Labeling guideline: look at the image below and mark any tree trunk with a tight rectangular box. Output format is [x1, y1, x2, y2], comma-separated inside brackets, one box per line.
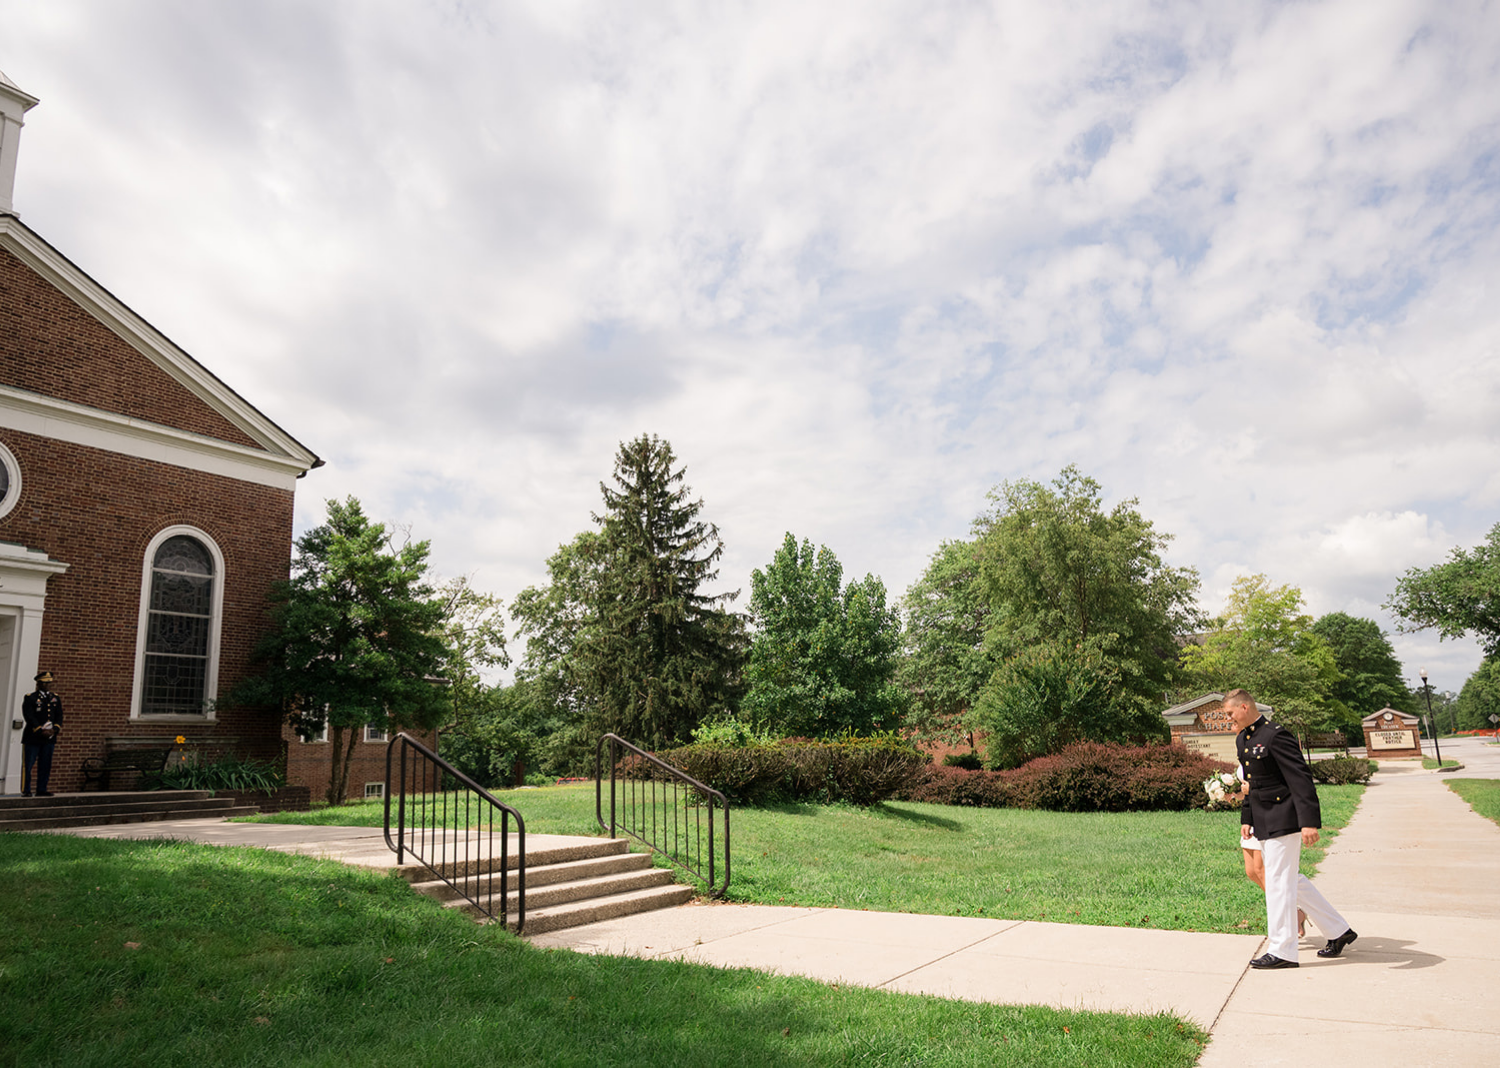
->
[327, 724, 360, 804]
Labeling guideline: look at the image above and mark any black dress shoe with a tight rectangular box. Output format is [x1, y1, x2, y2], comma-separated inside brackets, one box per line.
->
[37, 791, 54, 797]
[1250, 953, 1299, 969]
[1317, 929, 1358, 958]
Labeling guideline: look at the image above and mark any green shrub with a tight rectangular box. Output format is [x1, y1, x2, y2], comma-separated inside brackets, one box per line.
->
[689, 716, 779, 747]
[941, 751, 984, 770]
[1310, 755, 1376, 785]
[140, 752, 285, 793]
[630, 735, 928, 806]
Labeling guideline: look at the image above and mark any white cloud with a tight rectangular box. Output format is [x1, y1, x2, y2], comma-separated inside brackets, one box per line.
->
[2, 0, 1497, 684]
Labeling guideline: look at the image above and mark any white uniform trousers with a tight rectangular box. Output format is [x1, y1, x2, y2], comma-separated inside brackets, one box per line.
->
[1260, 832, 1351, 962]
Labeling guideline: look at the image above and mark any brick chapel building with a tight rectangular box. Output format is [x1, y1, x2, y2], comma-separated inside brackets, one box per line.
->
[0, 72, 322, 795]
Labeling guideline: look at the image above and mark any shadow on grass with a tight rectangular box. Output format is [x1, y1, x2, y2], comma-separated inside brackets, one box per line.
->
[869, 801, 965, 831]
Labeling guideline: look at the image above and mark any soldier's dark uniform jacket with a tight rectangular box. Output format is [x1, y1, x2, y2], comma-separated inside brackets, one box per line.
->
[21, 688, 63, 745]
[1237, 715, 1320, 840]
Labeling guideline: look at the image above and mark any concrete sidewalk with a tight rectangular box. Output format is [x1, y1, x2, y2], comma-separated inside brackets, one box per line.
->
[1199, 751, 1500, 1066]
[48, 741, 1500, 1064]
[530, 746, 1500, 1065]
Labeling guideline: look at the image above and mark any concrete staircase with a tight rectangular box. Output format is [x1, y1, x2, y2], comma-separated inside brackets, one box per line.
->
[0, 790, 261, 831]
[399, 836, 695, 935]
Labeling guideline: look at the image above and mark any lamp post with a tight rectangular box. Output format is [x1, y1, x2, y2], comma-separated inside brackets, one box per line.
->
[1420, 668, 1442, 766]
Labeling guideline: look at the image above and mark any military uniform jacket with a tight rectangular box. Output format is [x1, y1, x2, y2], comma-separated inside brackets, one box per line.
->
[1237, 715, 1320, 840]
[21, 690, 63, 746]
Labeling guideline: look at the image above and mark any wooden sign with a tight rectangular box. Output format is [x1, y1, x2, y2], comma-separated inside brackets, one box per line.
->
[1183, 734, 1238, 764]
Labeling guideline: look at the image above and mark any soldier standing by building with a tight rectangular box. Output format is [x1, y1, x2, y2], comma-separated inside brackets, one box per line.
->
[21, 670, 62, 796]
[1224, 687, 1359, 968]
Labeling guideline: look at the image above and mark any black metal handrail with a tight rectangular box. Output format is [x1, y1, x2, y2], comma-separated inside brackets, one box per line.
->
[595, 733, 730, 898]
[384, 732, 526, 932]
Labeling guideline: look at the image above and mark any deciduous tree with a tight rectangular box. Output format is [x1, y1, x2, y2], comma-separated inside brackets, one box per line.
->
[1456, 658, 1500, 732]
[899, 538, 998, 748]
[975, 466, 1201, 717]
[1386, 523, 1500, 657]
[743, 533, 906, 737]
[436, 575, 509, 733]
[239, 497, 451, 803]
[1311, 611, 1414, 733]
[1179, 575, 1339, 748]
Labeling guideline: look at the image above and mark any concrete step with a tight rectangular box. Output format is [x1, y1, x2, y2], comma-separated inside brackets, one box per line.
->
[396, 833, 698, 935]
[408, 852, 654, 900]
[0, 797, 239, 820]
[0, 800, 260, 832]
[391, 835, 630, 882]
[513, 882, 696, 935]
[0, 790, 214, 810]
[415, 860, 676, 912]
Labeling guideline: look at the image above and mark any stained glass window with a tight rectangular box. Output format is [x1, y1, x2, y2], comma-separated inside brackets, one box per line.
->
[141, 535, 214, 716]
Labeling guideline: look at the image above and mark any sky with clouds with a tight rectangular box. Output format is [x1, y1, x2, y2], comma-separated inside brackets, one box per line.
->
[3, 0, 1496, 691]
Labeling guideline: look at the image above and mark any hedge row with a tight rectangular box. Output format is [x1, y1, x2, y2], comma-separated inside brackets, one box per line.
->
[894, 742, 1235, 813]
[623, 736, 928, 806]
[623, 738, 1355, 813]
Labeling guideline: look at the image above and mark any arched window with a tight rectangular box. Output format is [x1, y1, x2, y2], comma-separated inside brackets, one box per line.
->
[132, 527, 224, 719]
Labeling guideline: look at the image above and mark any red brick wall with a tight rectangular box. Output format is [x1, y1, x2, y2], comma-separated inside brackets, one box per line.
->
[0, 428, 295, 792]
[0, 246, 262, 449]
[286, 724, 441, 804]
[1, 237, 308, 794]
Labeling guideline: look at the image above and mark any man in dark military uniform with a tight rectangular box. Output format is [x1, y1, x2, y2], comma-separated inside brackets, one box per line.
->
[1226, 688, 1357, 968]
[21, 670, 63, 797]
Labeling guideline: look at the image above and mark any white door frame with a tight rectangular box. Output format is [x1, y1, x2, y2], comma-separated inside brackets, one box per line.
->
[0, 543, 68, 794]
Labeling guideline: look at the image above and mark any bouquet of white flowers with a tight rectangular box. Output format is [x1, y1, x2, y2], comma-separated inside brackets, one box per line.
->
[1202, 770, 1240, 809]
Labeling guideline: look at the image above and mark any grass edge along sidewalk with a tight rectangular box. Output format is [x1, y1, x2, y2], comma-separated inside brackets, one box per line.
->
[0, 833, 1206, 1068]
[1446, 778, 1500, 827]
[245, 782, 1365, 935]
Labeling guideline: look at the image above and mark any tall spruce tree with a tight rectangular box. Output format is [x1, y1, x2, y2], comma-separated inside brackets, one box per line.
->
[584, 434, 744, 747]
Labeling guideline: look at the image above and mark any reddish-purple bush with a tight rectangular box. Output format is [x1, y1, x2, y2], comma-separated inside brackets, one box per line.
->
[897, 742, 1232, 812]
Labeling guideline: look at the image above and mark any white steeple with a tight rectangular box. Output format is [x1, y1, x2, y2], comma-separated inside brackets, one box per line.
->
[0, 69, 40, 217]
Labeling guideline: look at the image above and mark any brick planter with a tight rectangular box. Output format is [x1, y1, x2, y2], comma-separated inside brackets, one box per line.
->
[214, 785, 312, 813]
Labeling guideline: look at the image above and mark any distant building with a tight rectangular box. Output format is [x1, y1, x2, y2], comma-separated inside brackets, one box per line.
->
[0, 72, 321, 794]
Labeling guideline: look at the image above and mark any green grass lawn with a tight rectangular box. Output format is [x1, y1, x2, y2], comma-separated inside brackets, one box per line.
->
[245, 782, 1364, 935]
[0, 833, 1206, 1067]
[1422, 757, 1462, 769]
[1446, 779, 1500, 827]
